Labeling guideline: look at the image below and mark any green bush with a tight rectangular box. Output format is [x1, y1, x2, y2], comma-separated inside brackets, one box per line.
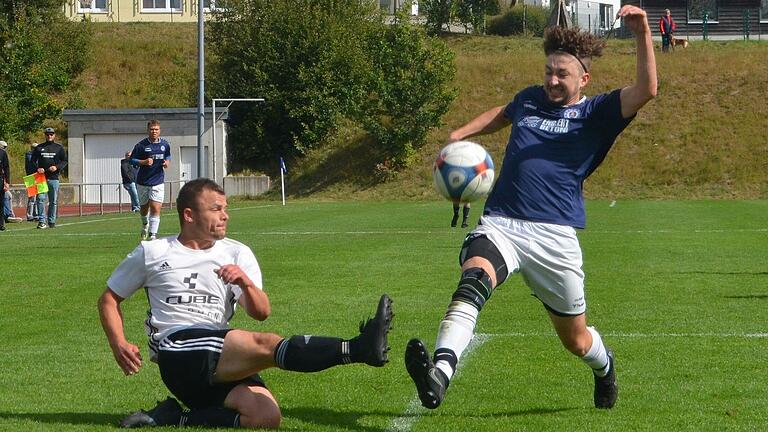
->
[0, 2, 92, 141]
[359, 19, 456, 170]
[209, 0, 455, 176]
[421, 0, 453, 35]
[487, 5, 549, 37]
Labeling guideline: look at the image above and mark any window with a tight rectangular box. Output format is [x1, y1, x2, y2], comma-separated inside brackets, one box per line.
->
[761, 0, 768, 23]
[687, 0, 718, 23]
[599, 4, 615, 30]
[142, 0, 181, 12]
[78, 0, 107, 12]
[204, 0, 229, 11]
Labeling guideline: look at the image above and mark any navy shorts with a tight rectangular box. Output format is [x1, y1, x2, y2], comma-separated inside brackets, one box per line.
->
[157, 328, 267, 409]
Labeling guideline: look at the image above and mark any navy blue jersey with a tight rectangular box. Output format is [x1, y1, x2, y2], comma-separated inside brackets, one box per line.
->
[484, 86, 633, 229]
[132, 138, 171, 186]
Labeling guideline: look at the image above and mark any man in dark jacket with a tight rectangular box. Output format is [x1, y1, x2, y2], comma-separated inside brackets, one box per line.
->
[0, 141, 7, 231]
[25, 142, 39, 221]
[31, 127, 68, 229]
[120, 151, 140, 212]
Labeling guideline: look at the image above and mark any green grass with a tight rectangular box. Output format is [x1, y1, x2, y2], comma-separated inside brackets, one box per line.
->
[1, 199, 767, 431]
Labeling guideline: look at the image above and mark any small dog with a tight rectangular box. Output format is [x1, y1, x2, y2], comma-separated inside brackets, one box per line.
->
[671, 38, 689, 48]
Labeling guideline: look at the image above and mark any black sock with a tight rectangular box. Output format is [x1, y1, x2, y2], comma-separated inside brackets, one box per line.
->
[274, 335, 350, 372]
[181, 407, 240, 427]
[452, 204, 460, 217]
[462, 206, 470, 220]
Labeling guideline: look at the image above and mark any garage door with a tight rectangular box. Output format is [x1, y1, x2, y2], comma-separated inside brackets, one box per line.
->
[84, 134, 146, 204]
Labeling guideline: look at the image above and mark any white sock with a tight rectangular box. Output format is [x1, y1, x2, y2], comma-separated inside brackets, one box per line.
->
[434, 301, 479, 380]
[141, 214, 149, 226]
[148, 216, 160, 236]
[582, 326, 610, 377]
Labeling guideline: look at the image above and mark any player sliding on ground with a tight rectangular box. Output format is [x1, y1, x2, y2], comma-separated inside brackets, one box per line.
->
[405, 5, 657, 410]
[98, 178, 393, 429]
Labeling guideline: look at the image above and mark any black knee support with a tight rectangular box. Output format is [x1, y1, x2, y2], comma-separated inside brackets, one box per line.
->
[452, 267, 493, 311]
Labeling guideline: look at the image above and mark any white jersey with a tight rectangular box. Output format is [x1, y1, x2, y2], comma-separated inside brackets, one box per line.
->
[107, 236, 263, 360]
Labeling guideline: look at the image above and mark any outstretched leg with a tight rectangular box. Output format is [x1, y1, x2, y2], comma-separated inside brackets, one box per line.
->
[215, 294, 393, 381]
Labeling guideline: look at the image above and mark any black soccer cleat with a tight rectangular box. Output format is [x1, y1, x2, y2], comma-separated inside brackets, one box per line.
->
[357, 294, 393, 367]
[594, 349, 618, 409]
[451, 215, 459, 227]
[405, 338, 448, 409]
[119, 397, 182, 428]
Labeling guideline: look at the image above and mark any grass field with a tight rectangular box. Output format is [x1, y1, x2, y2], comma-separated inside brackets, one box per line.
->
[1, 199, 766, 431]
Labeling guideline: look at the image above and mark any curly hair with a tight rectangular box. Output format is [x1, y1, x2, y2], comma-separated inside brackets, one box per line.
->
[543, 26, 606, 72]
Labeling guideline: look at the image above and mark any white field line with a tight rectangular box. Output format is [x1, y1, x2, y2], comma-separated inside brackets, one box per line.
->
[386, 333, 492, 432]
[2, 204, 275, 233]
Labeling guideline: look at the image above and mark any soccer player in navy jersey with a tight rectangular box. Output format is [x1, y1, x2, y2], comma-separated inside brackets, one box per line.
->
[131, 120, 171, 240]
[406, 5, 657, 410]
[99, 178, 393, 428]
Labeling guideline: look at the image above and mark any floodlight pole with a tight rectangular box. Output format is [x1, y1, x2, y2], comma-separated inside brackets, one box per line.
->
[196, 0, 205, 179]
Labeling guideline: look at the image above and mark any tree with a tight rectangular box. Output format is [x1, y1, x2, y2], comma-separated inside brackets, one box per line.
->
[360, 18, 455, 171]
[0, 0, 91, 141]
[208, 0, 456, 176]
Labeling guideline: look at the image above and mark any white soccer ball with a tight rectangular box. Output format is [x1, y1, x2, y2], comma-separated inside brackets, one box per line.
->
[433, 141, 495, 203]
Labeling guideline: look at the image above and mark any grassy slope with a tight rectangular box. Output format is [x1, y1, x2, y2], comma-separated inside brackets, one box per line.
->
[69, 24, 768, 199]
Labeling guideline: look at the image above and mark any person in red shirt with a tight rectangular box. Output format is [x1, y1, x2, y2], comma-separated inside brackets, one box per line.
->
[659, 9, 677, 52]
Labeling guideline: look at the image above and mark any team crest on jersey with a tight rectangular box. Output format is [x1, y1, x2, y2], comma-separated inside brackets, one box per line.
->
[563, 108, 580, 119]
[160, 145, 165, 151]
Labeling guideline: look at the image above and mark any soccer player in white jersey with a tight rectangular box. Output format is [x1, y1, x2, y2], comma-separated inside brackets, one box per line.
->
[131, 119, 171, 240]
[405, 5, 657, 411]
[98, 178, 393, 428]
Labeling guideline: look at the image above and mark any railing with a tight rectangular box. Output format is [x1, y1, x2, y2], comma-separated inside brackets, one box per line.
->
[7, 181, 186, 218]
[6, 175, 271, 219]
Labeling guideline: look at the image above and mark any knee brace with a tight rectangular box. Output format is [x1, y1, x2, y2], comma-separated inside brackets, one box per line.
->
[452, 267, 493, 311]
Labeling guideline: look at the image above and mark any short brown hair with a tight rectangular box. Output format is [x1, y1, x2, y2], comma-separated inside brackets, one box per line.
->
[176, 178, 226, 224]
[543, 26, 606, 73]
[147, 119, 161, 129]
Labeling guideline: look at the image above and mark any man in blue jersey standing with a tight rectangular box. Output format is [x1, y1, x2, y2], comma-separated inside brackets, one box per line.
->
[131, 120, 171, 240]
[405, 5, 657, 411]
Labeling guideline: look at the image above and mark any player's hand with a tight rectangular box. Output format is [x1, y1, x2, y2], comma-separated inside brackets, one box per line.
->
[49, 165, 57, 172]
[215, 264, 252, 288]
[112, 341, 143, 376]
[163, 160, 169, 169]
[144, 158, 154, 166]
[618, 5, 649, 35]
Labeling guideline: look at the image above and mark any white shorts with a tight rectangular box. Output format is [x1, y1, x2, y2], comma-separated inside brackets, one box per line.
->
[137, 183, 165, 205]
[473, 215, 586, 315]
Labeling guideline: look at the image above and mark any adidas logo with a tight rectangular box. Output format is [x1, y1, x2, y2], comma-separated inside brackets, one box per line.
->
[158, 261, 172, 271]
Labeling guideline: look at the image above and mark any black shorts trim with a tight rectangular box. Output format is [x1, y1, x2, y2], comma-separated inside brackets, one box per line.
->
[538, 296, 585, 317]
[157, 328, 267, 409]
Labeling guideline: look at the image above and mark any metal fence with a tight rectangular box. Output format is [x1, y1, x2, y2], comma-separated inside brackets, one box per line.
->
[6, 175, 271, 219]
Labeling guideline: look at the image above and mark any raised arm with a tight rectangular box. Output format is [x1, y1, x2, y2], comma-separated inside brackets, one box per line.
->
[449, 105, 511, 142]
[618, 5, 658, 118]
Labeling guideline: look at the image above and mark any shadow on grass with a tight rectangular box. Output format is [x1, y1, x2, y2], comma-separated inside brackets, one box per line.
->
[675, 271, 768, 276]
[281, 405, 578, 431]
[0, 411, 122, 426]
[287, 135, 387, 197]
[723, 294, 768, 300]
